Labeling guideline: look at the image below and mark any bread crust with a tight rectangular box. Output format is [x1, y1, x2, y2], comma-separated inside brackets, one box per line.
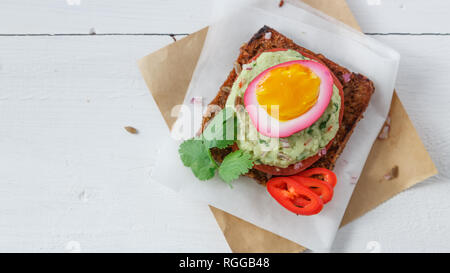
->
[202, 26, 375, 184]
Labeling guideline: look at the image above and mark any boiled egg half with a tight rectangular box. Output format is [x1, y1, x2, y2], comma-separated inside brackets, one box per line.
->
[244, 60, 334, 138]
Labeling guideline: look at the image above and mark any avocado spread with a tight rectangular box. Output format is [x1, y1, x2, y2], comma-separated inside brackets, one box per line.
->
[225, 50, 341, 168]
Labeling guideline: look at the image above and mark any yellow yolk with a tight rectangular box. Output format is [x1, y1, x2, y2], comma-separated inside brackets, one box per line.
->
[256, 63, 321, 121]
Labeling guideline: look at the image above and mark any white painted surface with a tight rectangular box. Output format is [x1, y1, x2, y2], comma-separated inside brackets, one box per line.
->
[1, 0, 449, 34]
[0, 0, 449, 253]
[0, 35, 230, 252]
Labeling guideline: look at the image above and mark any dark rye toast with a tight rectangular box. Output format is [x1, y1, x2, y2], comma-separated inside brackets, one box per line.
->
[201, 26, 375, 184]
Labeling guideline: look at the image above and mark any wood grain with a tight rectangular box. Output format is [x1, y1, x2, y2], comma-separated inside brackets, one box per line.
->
[0, 0, 449, 34]
[0, 35, 230, 252]
[0, 0, 449, 252]
[0, 34, 449, 252]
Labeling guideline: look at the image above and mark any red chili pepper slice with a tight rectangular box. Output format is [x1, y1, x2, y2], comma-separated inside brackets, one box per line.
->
[266, 177, 323, 216]
[291, 176, 334, 204]
[298, 167, 337, 188]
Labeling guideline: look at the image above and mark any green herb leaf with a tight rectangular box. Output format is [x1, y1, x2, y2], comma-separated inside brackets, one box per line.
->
[218, 150, 254, 185]
[333, 102, 339, 112]
[319, 114, 331, 130]
[202, 107, 237, 149]
[258, 139, 267, 144]
[178, 107, 253, 184]
[179, 139, 217, 180]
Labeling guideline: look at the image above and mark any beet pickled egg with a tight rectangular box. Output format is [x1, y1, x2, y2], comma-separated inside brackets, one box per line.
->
[244, 60, 334, 138]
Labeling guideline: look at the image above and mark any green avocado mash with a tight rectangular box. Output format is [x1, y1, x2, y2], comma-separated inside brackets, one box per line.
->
[225, 50, 341, 168]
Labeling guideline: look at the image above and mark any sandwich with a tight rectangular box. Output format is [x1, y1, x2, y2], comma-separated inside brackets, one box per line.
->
[178, 26, 374, 215]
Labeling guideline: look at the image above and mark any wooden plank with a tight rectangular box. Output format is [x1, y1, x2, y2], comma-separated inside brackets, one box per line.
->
[0, 34, 449, 252]
[0, 0, 449, 34]
[0, 35, 230, 252]
[348, 0, 450, 34]
[0, 0, 212, 34]
[333, 175, 446, 252]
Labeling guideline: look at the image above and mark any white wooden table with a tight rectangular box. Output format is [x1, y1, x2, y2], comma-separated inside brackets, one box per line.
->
[0, 0, 449, 253]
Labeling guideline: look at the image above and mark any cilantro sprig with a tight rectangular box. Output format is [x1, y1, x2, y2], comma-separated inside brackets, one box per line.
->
[218, 150, 254, 183]
[178, 107, 253, 186]
[179, 139, 217, 180]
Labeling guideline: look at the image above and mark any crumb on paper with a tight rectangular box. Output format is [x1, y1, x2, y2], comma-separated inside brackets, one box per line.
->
[350, 175, 359, 185]
[279, 0, 285, 7]
[190, 96, 203, 105]
[170, 34, 177, 42]
[89, 27, 96, 35]
[124, 126, 138, 134]
[383, 165, 399, 180]
[378, 125, 390, 139]
[378, 115, 391, 140]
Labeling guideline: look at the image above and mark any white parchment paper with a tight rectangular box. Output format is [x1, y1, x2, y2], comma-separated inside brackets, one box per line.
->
[151, 0, 400, 251]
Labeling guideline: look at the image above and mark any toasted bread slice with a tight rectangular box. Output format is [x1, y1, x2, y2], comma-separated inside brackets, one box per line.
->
[202, 26, 375, 184]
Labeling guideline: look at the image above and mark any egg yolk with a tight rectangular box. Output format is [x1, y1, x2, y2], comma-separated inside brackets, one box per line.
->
[256, 64, 321, 121]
